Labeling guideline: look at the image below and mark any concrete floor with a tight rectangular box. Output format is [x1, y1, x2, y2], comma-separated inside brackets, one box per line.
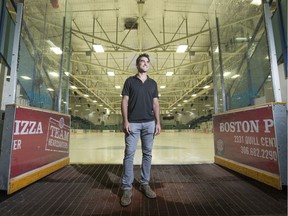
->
[69, 131, 214, 164]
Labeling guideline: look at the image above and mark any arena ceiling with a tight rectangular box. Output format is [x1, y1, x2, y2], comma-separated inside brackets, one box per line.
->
[67, 0, 214, 115]
[10, 0, 265, 115]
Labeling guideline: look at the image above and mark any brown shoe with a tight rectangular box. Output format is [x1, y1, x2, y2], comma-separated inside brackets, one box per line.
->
[139, 184, 156, 198]
[120, 189, 132, 206]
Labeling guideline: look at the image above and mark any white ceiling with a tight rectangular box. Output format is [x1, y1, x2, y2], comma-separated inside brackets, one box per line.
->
[15, 0, 264, 115]
[67, 0, 214, 114]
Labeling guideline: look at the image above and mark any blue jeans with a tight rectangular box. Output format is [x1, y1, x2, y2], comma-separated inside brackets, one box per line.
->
[121, 121, 155, 190]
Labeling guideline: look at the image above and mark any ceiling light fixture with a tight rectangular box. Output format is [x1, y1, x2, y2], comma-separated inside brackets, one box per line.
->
[50, 47, 63, 55]
[223, 71, 231, 77]
[21, 76, 31, 80]
[214, 46, 219, 53]
[231, 74, 240, 79]
[250, 0, 261, 6]
[235, 37, 252, 42]
[47, 40, 63, 55]
[47, 88, 54, 91]
[203, 85, 210, 89]
[160, 85, 166, 89]
[107, 71, 115, 76]
[49, 72, 59, 77]
[93, 44, 105, 53]
[115, 85, 121, 89]
[83, 94, 89, 97]
[192, 94, 197, 97]
[176, 45, 188, 53]
[70, 85, 77, 89]
[166, 71, 174, 76]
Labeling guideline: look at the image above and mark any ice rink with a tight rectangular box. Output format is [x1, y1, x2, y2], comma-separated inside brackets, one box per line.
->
[69, 131, 214, 164]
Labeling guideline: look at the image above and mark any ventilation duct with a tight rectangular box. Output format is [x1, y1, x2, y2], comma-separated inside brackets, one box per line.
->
[124, 18, 138, 30]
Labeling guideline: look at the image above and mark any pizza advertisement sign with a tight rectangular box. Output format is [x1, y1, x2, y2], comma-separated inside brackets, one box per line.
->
[213, 105, 280, 175]
[9, 106, 70, 178]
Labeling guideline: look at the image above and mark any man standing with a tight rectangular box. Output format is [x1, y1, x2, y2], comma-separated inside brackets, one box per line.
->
[120, 53, 161, 206]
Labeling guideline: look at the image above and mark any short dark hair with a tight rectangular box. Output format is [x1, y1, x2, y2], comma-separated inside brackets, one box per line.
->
[136, 53, 150, 65]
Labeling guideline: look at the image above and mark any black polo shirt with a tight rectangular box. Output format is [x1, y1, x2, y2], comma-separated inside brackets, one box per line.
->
[122, 75, 158, 123]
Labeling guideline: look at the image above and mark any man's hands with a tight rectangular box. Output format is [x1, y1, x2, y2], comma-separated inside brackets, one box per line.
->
[155, 123, 161, 136]
[123, 121, 161, 136]
[123, 121, 131, 135]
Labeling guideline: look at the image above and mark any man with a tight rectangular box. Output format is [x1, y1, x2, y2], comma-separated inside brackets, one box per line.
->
[120, 53, 161, 207]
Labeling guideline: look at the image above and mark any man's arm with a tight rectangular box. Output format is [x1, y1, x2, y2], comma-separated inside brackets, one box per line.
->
[153, 97, 161, 135]
[121, 95, 130, 134]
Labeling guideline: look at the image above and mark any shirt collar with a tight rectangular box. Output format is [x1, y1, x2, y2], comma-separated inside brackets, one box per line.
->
[133, 74, 150, 80]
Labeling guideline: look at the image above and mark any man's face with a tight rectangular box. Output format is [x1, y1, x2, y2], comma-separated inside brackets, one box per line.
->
[137, 57, 150, 73]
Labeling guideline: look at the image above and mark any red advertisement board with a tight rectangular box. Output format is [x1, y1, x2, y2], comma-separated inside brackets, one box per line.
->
[213, 105, 280, 175]
[10, 106, 70, 178]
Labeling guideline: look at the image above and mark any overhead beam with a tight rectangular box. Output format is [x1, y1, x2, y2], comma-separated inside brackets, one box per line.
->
[71, 29, 138, 52]
[71, 58, 211, 76]
[70, 74, 115, 111]
[72, 50, 209, 54]
[164, 9, 208, 14]
[73, 74, 207, 77]
[120, 18, 139, 46]
[137, 0, 144, 52]
[142, 17, 161, 46]
[70, 59, 132, 75]
[143, 29, 210, 52]
[167, 73, 213, 109]
[72, 27, 211, 54]
[95, 18, 111, 42]
[149, 59, 211, 74]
